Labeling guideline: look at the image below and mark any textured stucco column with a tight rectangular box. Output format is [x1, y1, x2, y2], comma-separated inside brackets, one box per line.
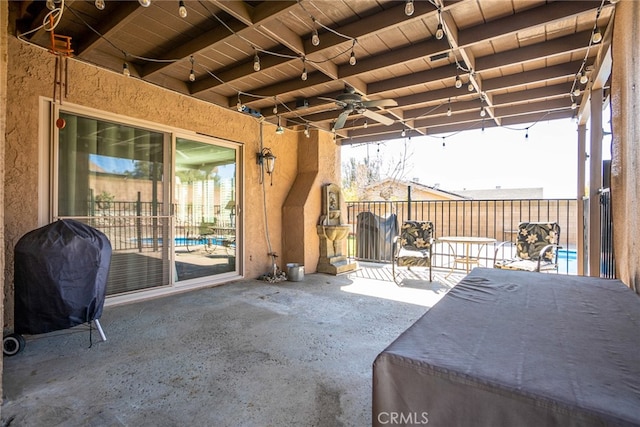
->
[611, 0, 640, 293]
[0, 0, 8, 395]
[282, 130, 340, 274]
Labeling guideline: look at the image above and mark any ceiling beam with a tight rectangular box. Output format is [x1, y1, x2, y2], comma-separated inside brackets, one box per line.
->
[75, 2, 143, 56]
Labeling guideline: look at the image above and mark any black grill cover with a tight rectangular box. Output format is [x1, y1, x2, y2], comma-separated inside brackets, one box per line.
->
[14, 219, 112, 335]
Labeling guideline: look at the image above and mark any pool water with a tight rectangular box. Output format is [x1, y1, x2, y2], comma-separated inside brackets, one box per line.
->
[557, 249, 577, 274]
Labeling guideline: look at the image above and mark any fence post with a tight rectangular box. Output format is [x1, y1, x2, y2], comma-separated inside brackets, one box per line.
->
[407, 185, 412, 220]
[136, 192, 142, 252]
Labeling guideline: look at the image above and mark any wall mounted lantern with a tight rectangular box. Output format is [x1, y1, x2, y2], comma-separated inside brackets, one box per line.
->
[257, 147, 276, 185]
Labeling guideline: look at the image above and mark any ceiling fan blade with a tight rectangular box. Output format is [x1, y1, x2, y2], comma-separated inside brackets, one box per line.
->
[319, 97, 346, 108]
[333, 110, 350, 130]
[363, 99, 398, 108]
[362, 109, 394, 126]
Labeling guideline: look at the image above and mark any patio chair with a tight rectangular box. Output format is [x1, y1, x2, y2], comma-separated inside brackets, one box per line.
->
[392, 220, 434, 284]
[493, 222, 561, 272]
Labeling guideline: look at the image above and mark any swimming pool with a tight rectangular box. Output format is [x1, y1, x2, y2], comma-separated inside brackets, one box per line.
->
[557, 249, 577, 274]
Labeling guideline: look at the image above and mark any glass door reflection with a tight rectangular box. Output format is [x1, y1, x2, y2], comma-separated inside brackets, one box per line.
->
[174, 137, 236, 281]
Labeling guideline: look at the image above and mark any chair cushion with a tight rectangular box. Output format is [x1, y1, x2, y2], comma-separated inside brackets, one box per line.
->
[398, 255, 431, 267]
[399, 221, 433, 252]
[516, 222, 560, 261]
[494, 259, 556, 272]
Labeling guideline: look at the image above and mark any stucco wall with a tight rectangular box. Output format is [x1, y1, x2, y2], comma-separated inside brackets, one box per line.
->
[611, 0, 640, 293]
[1, 0, 9, 393]
[3, 28, 313, 327]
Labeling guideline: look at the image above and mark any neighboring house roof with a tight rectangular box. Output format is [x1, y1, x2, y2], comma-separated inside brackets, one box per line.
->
[362, 179, 467, 201]
[456, 187, 544, 200]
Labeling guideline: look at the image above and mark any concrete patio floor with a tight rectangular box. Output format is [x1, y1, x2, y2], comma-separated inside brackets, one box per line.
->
[1, 265, 462, 427]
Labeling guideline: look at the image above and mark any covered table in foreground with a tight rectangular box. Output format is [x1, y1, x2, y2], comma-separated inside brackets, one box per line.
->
[373, 268, 640, 427]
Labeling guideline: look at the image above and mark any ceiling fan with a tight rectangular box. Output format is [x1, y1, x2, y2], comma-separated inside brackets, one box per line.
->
[320, 87, 397, 131]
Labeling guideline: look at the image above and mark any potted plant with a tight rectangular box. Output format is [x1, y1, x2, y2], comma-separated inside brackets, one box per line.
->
[95, 191, 115, 210]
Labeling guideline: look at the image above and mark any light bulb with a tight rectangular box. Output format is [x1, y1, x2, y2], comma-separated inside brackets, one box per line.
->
[179, 1, 187, 18]
[468, 82, 474, 92]
[237, 100, 243, 112]
[401, 129, 406, 137]
[46, 0, 56, 10]
[349, 51, 356, 66]
[301, 67, 308, 81]
[139, 0, 151, 7]
[480, 107, 486, 117]
[273, 105, 278, 115]
[189, 69, 195, 82]
[573, 88, 581, 97]
[304, 126, 310, 138]
[276, 125, 284, 135]
[95, 0, 105, 10]
[435, 24, 444, 40]
[363, 120, 368, 129]
[455, 75, 462, 89]
[405, 0, 414, 16]
[122, 63, 130, 77]
[571, 101, 577, 110]
[447, 106, 452, 117]
[312, 29, 320, 46]
[253, 53, 260, 72]
[592, 28, 602, 44]
[580, 71, 588, 85]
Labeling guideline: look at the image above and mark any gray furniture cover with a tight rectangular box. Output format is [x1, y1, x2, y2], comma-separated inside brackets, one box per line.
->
[373, 268, 640, 427]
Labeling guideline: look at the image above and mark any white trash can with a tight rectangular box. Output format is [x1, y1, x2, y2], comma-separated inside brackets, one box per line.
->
[286, 263, 304, 282]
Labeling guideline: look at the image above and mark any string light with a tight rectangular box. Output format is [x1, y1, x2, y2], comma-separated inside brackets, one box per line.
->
[178, 0, 187, 18]
[188, 56, 195, 81]
[275, 116, 285, 134]
[363, 120, 368, 129]
[435, 23, 444, 40]
[580, 70, 588, 85]
[401, 128, 407, 137]
[591, 28, 602, 44]
[237, 94, 243, 112]
[571, 101, 578, 110]
[273, 97, 278, 115]
[446, 98, 452, 117]
[480, 106, 486, 117]
[349, 50, 356, 66]
[138, 0, 151, 7]
[122, 62, 130, 77]
[301, 62, 308, 81]
[311, 18, 320, 46]
[468, 82, 474, 92]
[46, 0, 56, 10]
[253, 52, 260, 72]
[405, 0, 415, 16]
[573, 88, 581, 97]
[455, 75, 462, 89]
[304, 124, 310, 138]
[95, 0, 105, 10]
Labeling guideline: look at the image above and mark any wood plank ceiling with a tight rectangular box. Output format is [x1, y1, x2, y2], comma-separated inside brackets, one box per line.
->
[15, 0, 615, 145]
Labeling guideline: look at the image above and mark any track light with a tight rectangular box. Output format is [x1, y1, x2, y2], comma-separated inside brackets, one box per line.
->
[455, 75, 462, 89]
[95, 0, 105, 10]
[253, 53, 261, 72]
[580, 70, 588, 85]
[405, 0, 415, 16]
[122, 62, 130, 77]
[178, 0, 187, 18]
[138, 0, 151, 7]
[592, 28, 602, 44]
[435, 23, 444, 40]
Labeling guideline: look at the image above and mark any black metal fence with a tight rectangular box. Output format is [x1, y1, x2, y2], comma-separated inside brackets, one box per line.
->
[600, 189, 615, 278]
[346, 199, 578, 275]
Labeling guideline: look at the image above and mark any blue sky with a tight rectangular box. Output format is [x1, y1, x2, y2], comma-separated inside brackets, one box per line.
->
[342, 116, 612, 199]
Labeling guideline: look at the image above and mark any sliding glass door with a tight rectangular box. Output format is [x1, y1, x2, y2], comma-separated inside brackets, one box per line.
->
[173, 137, 237, 282]
[55, 110, 239, 296]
